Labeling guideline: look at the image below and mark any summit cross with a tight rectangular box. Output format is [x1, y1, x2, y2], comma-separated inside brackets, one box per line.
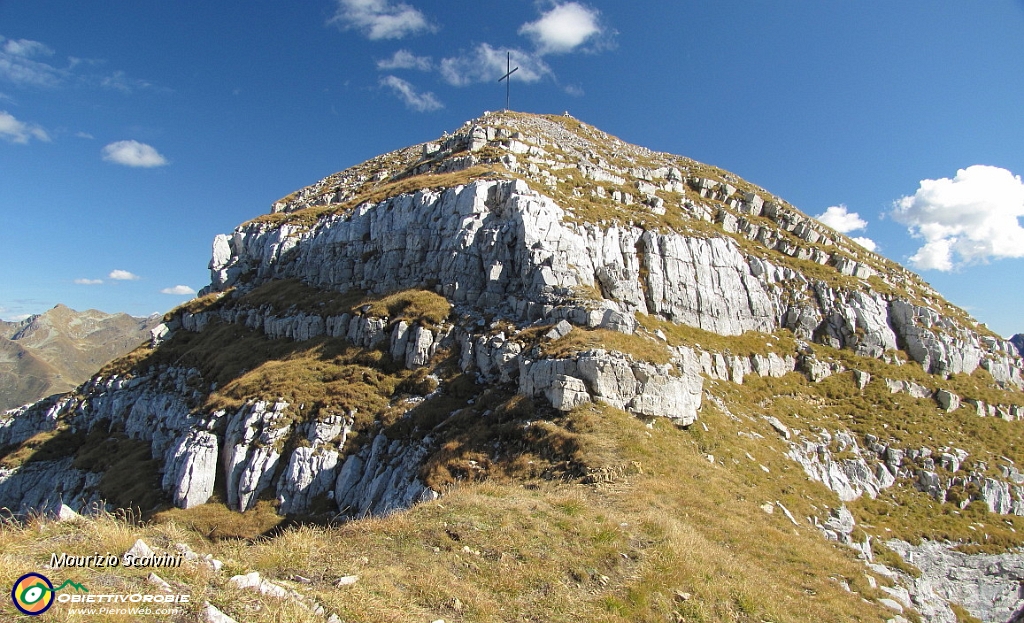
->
[497, 51, 519, 111]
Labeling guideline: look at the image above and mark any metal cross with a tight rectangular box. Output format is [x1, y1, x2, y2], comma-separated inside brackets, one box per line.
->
[498, 51, 519, 111]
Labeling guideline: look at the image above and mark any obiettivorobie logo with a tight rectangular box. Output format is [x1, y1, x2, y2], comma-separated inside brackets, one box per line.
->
[10, 570, 190, 617]
[10, 572, 88, 616]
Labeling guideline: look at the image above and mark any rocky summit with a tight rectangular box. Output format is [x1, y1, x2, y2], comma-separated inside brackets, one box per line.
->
[3, 112, 1024, 622]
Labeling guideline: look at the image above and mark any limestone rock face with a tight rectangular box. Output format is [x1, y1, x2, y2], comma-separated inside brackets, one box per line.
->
[1012, 334, 1024, 357]
[208, 166, 1022, 390]
[276, 415, 352, 514]
[277, 446, 340, 515]
[0, 458, 101, 516]
[223, 401, 292, 512]
[639, 233, 777, 335]
[787, 429, 895, 502]
[163, 430, 218, 509]
[333, 433, 438, 517]
[0, 395, 73, 447]
[518, 349, 703, 425]
[887, 539, 1024, 623]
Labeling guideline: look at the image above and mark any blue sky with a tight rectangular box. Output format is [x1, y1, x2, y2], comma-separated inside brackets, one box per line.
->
[1, 1, 1023, 337]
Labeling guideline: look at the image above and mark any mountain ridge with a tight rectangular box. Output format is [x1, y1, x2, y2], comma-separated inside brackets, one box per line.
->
[0, 304, 160, 411]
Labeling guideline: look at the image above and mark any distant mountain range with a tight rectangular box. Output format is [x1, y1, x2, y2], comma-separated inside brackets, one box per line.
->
[0, 305, 160, 411]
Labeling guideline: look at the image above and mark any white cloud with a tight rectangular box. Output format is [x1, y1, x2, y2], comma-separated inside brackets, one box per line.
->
[102, 140, 168, 167]
[0, 34, 63, 87]
[379, 75, 442, 111]
[814, 204, 877, 252]
[440, 44, 552, 86]
[100, 70, 153, 94]
[814, 204, 867, 233]
[563, 83, 584, 97]
[519, 2, 603, 55]
[907, 239, 954, 272]
[892, 165, 1024, 271]
[74, 278, 103, 285]
[376, 49, 432, 71]
[0, 110, 49, 143]
[1, 35, 155, 93]
[75, 131, 94, 139]
[850, 236, 878, 253]
[108, 269, 140, 281]
[2, 38, 54, 58]
[329, 0, 432, 40]
[161, 285, 196, 296]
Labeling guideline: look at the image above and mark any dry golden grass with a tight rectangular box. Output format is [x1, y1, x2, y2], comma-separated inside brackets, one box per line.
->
[152, 499, 286, 541]
[253, 165, 505, 228]
[636, 314, 797, 357]
[543, 328, 673, 366]
[1, 403, 901, 622]
[359, 289, 452, 328]
[707, 341, 1024, 552]
[220, 279, 452, 328]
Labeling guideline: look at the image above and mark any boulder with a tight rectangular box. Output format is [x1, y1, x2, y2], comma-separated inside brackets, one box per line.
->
[935, 389, 960, 412]
[545, 375, 590, 411]
[852, 370, 871, 390]
[519, 350, 702, 424]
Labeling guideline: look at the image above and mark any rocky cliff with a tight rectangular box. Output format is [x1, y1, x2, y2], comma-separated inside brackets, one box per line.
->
[2, 112, 1023, 622]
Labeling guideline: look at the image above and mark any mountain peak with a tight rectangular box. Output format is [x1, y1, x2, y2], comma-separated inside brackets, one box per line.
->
[0, 305, 160, 410]
[3, 111, 1024, 623]
[251, 111, 989, 349]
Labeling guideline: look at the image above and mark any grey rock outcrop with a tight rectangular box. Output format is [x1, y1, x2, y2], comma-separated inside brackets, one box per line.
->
[333, 433, 438, 517]
[163, 430, 218, 509]
[1011, 334, 1024, 357]
[206, 160, 1023, 387]
[886, 378, 933, 399]
[276, 416, 352, 514]
[0, 458, 101, 516]
[935, 389, 960, 412]
[787, 428, 1024, 519]
[223, 400, 292, 512]
[787, 429, 895, 502]
[887, 539, 1024, 623]
[519, 349, 702, 424]
[0, 394, 73, 447]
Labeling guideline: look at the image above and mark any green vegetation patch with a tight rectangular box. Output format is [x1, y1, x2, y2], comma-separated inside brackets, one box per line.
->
[543, 327, 673, 366]
[707, 339, 1024, 552]
[252, 165, 506, 229]
[637, 314, 797, 357]
[0, 419, 167, 513]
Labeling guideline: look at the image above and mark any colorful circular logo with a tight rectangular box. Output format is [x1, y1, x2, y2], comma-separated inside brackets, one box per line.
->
[11, 573, 54, 616]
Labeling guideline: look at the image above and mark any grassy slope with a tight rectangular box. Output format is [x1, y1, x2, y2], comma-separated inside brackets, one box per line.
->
[3, 282, 1022, 620]
[1, 402, 900, 623]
